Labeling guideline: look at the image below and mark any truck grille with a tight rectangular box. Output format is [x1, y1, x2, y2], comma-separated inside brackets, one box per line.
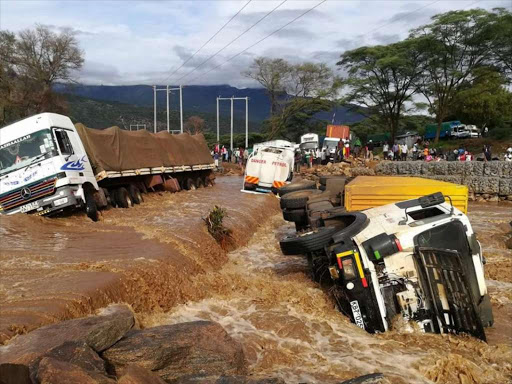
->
[0, 177, 57, 212]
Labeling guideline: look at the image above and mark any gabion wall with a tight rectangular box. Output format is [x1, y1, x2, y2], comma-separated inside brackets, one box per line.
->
[375, 161, 512, 196]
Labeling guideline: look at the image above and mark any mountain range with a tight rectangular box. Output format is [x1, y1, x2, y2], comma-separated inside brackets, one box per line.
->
[56, 84, 365, 130]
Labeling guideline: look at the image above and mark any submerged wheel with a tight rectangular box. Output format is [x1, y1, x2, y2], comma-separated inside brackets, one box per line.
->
[279, 226, 337, 256]
[185, 178, 196, 191]
[85, 191, 99, 222]
[196, 177, 205, 189]
[114, 187, 133, 208]
[128, 184, 143, 204]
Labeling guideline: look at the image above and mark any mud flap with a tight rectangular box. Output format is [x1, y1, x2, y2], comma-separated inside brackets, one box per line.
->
[415, 247, 486, 341]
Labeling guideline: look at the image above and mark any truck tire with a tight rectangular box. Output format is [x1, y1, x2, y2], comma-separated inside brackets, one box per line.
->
[280, 189, 322, 210]
[329, 212, 369, 244]
[307, 201, 334, 213]
[102, 188, 113, 207]
[319, 175, 346, 186]
[129, 184, 143, 204]
[279, 227, 337, 256]
[114, 187, 133, 208]
[282, 208, 307, 223]
[278, 180, 316, 197]
[196, 177, 205, 189]
[85, 191, 99, 222]
[185, 178, 196, 191]
[204, 176, 213, 187]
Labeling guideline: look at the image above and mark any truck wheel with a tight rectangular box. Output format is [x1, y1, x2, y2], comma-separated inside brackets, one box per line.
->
[279, 227, 337, 256]
[85, 191, 99, 222]
[102, 188, 113, 207]
[282, 208, 307, 223]
[278, 180, 316, 197]
[280, 190, 322, 210]
[330, 212, 369, 244]
[185, 178, 196, 191]
[196, 177, 205, 189]
[114, 187, 133, 208]
[129, 184, 143, 204]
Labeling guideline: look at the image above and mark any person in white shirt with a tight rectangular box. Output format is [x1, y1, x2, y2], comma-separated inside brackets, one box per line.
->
[382, 143, 389, 159]
[401, 143, 408, 161]
[505, 147, 512, 162]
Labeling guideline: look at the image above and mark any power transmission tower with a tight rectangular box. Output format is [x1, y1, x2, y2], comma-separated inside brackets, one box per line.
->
[217, 96, 249, 150]
[153, 85, 184, 133]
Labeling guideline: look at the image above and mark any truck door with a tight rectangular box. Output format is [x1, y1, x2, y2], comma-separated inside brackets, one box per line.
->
[53, 128, 93, 179]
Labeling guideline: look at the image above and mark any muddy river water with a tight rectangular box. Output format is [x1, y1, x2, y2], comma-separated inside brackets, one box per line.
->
[1, 177, 511, 383]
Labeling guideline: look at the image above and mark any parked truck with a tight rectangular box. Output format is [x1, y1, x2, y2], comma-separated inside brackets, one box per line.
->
[0, 113, 214, 221]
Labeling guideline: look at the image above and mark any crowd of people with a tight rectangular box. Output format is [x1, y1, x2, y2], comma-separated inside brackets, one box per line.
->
[211, 144, 249, 168]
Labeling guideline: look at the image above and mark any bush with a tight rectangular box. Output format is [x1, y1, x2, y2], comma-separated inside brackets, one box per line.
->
[203, 205, 232, 247]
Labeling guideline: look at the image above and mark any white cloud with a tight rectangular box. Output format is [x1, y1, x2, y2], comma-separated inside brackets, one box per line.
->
[1, 0, 509, 87]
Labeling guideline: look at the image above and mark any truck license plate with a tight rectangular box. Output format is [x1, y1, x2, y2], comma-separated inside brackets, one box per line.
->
[20, 201, 39, 213]
[350, 300, 365, 329]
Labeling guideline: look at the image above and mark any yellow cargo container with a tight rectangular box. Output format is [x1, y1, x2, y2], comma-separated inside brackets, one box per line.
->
[344, 176, 469, 213]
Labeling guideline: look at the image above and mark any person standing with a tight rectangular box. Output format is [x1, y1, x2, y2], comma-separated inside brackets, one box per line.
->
[412, 143, 418, 160]
[382, 142, 389, 160]
[243, 148, 249, 166]
[354, 137, 362, 158]
[345, 140, 351, 158]
[367, 140, 374, 161]
[483, 145, 492, 161]
[214, 152, 219, 169]
[401, 143, 408, 161]
[392, 142, 399, 161]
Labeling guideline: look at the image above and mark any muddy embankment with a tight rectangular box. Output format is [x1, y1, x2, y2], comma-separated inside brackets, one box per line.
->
[0, 177, 279, 344]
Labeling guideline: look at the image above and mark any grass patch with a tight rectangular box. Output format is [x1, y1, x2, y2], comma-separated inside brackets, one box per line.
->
[203, 205, 232, 248]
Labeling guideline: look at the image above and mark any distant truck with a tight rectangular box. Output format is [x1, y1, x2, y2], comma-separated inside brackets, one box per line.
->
[243, 141, 294, 194]
[299, 133, 319, 155]
[0, 113, 214, 221]
[326, 125, 350, 140]
[425, 121, 480, 140]
[322, 137, 341, 163]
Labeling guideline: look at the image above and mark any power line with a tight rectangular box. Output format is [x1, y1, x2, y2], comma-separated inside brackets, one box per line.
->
[175, 0, 288, 84]
[186, 0, 327, 85]
[162, 0, 253, 84]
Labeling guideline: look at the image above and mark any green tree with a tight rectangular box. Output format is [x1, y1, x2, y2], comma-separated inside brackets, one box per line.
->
[337, 39, 423, 143]
[451, 68, 512, 131]
[264, 97, 332, 141]
[411, 9, 508, 143]
[243, 57, 291, 116]
[0, 25, 84, 125]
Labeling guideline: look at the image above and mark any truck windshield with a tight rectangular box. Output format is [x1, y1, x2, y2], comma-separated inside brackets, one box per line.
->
[325, 141, 338, 149]
[0, 129, 57, 176]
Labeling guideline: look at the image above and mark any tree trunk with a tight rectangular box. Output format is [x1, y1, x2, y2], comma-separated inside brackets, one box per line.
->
[435, 117, 442, 144]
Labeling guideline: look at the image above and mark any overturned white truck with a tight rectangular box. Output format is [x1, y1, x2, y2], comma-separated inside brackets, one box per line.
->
[0, 113, 214, 221]
[243, 140, 295, 194]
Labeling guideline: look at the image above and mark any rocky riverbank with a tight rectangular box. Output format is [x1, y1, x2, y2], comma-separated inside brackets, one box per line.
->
[0, 304, 284, 384]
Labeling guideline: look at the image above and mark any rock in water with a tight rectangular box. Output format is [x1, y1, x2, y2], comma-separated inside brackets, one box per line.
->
[174, 375, 286, 383]
[102, 321, 246, 382]
[37, 341, 107, 375]
[35, 357, 115, 384]
[0, 304, 134, 383]
[117, 365, 167, 384]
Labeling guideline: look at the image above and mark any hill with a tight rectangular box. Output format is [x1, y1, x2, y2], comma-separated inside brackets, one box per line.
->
[56, 83, 365, 125]
[64, 94, 253, 134]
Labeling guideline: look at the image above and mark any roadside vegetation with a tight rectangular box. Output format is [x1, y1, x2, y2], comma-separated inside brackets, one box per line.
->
[203, 205, 233, 248]
[248, 8, 512, 144]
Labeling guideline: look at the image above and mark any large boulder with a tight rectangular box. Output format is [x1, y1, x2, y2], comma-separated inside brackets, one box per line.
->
[0, 304, 134, 383]
[174, 375, 285, 384]
[35, 357, 114, 384]
[117, 365, 167, 384]
[102, 321, 246, 383]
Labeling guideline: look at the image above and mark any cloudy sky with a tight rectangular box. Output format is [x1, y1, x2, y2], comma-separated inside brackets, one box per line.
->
[1, 0, 510, 88]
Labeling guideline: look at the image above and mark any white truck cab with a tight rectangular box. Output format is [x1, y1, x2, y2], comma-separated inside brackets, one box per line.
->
[322, 137, 341, 162]
[0, 113, 98, 216]
[243, 141, 295, 194]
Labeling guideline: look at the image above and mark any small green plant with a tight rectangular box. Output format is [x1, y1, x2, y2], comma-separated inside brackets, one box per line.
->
[203, 205, 232, 245]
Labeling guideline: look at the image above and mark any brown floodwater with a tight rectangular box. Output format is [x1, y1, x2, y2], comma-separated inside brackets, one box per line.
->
[1, 177, 511, 384]
[143, 203, 512, 384]
[0, 177, 278, 343]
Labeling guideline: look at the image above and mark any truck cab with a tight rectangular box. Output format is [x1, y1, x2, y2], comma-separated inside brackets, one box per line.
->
[328, 193, 492, 340]
[0, 113, 98, 217]
[322, 137, 341, 162]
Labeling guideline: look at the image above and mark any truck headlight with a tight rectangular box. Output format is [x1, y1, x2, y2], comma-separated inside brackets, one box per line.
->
[53, 197, 68, 207]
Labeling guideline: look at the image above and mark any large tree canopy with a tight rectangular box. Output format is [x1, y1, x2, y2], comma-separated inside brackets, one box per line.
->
[411, 8, 509, 142]
[337, 39, 423, 143]
[0, 24, 83, 125]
